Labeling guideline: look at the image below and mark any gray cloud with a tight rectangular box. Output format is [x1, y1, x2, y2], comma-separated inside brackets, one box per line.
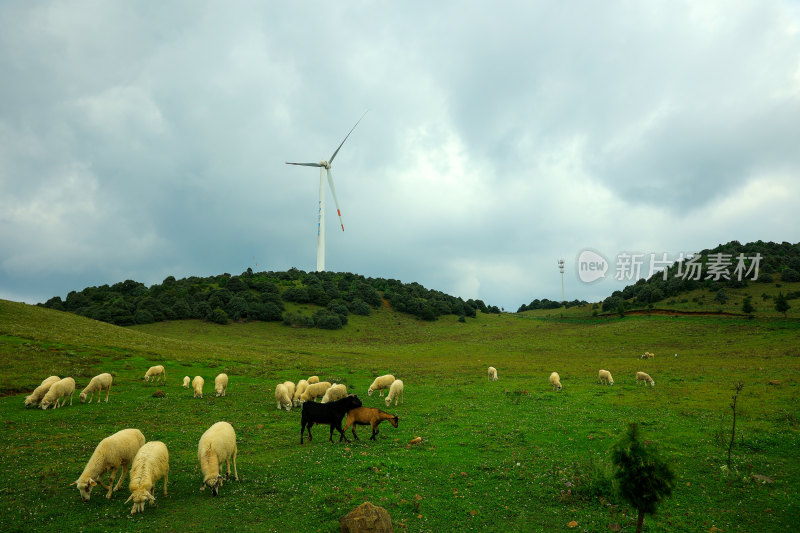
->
[2, 1, 799, 311]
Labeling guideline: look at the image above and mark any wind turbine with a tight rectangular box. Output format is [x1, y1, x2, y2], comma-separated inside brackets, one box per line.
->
[286, 112, 367, 272]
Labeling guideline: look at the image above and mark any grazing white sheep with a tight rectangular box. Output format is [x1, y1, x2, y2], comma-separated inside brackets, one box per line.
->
[282, 381, 296, 400]
[198, 421, 239, 496]
[293, 379, 309, 407]
[40, 377, 76, 409]
[71, 428, 146, 501]
[321, 383, 348, 403]
[126, 441, 169, 514]
[598, 369, 614, 386]
[214, 373, 229, 397]
[275, 383, 292, 411]
[549, 372, 562, 391]
[80, 373, 113, 404]
[144, 365, 166, 383]
[300, 381, 332, 403]
[307, 375, 320, 384]
[368, 374, 395, 397]
[24, 375, 60, 408]
[636, 371, 655, 387]
[192, 376, 205, 398]
[487, 366, 498, 381]
[182, 376, 190, 388]
[385, 379, 404, 407]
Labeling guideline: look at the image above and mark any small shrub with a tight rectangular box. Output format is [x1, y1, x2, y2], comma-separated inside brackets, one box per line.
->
[282, 312, 314, 328]
[209, 308, 228, 325]
[313, 310, 344, 330]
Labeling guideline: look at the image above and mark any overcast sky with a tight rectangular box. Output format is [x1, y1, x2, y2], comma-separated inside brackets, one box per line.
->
[1, 1, 799, 312]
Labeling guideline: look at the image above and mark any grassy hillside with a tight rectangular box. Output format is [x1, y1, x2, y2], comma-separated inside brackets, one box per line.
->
[1, 299, 798, 532]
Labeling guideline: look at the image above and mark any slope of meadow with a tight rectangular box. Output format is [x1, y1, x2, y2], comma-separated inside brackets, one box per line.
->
[1, 299, 798, 532]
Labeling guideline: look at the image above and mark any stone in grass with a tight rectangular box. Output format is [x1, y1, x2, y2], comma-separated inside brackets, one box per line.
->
[152, 390, 165, 398]
[339, 501, 393, 533]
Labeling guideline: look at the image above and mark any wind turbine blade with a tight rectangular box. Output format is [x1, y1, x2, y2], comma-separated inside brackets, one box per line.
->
[286, 162, 323, 167]
[328, 110, 368, 165]
[326, 168, 344, 232]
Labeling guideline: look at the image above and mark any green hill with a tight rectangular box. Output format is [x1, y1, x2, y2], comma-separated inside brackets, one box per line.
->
[39, 269, 500, 330]
[599, 240, 800, 317]
[516, 240, 800, 318]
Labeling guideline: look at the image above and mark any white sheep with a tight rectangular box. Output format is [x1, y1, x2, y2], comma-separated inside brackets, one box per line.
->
[71, 428, 145, 501]
[487, 367, 498, 381]
[198, 421, 239, 496]
[549, 372, 562, 391]
[293, 379, 309, 407]
[182, 376, 190, 388]
[282, 381, 296, 399]
[385, 379, 404, 407]
[307, 375, 320, 384]
[80, 373, 113, 404]
[40, 377, 76, 409]
[368, 374, 395, 397]
[275, 383, 292, 411]
[300, 381, 332, 402]
[215, 373, 229, 397]
[321, 383, 348, 403]
[144, 365, 166, 383]
[192, 376, 205, 398]
[636, 371, 655, 387]
[598, 369, 614, 386]
[24, 375, 60, 408]
[126, 441, 169, 514]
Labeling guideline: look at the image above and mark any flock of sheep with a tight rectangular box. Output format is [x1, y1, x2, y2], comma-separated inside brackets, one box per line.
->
[23, 365, 242, 514]
[274, 373, 404, 412]
[22, 365, 404, 515]
[24, 373, 113, 410]
[487, 356, 657, 390]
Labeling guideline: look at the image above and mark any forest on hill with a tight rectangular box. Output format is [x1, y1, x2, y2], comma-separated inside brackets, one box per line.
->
[40, 268, 499, 329]
[599, 240, 800, 313]
[514, 240, 800, 314]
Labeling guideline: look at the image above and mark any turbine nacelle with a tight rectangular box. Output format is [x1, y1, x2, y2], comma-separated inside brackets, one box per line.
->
[320, 160, 330, 169]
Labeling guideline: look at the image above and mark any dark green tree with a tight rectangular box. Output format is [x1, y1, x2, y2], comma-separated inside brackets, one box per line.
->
[252, 302, 283, 321]
[43, 296, 65, 311]
[774, 292, 790, 317]
[741, 296, 754, 316]
[781, 268, 800, 282]
[348, 298, 371, 316]
[611, 423, 675, 533]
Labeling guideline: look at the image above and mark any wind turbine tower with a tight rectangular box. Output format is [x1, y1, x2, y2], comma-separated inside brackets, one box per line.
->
[286, 112, 367, 272]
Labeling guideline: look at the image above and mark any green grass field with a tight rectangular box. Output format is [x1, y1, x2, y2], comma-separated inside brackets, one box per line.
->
[1, 299, 798, 532]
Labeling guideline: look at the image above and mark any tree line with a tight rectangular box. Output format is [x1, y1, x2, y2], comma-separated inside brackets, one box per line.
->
[40, 268, 498, 329]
